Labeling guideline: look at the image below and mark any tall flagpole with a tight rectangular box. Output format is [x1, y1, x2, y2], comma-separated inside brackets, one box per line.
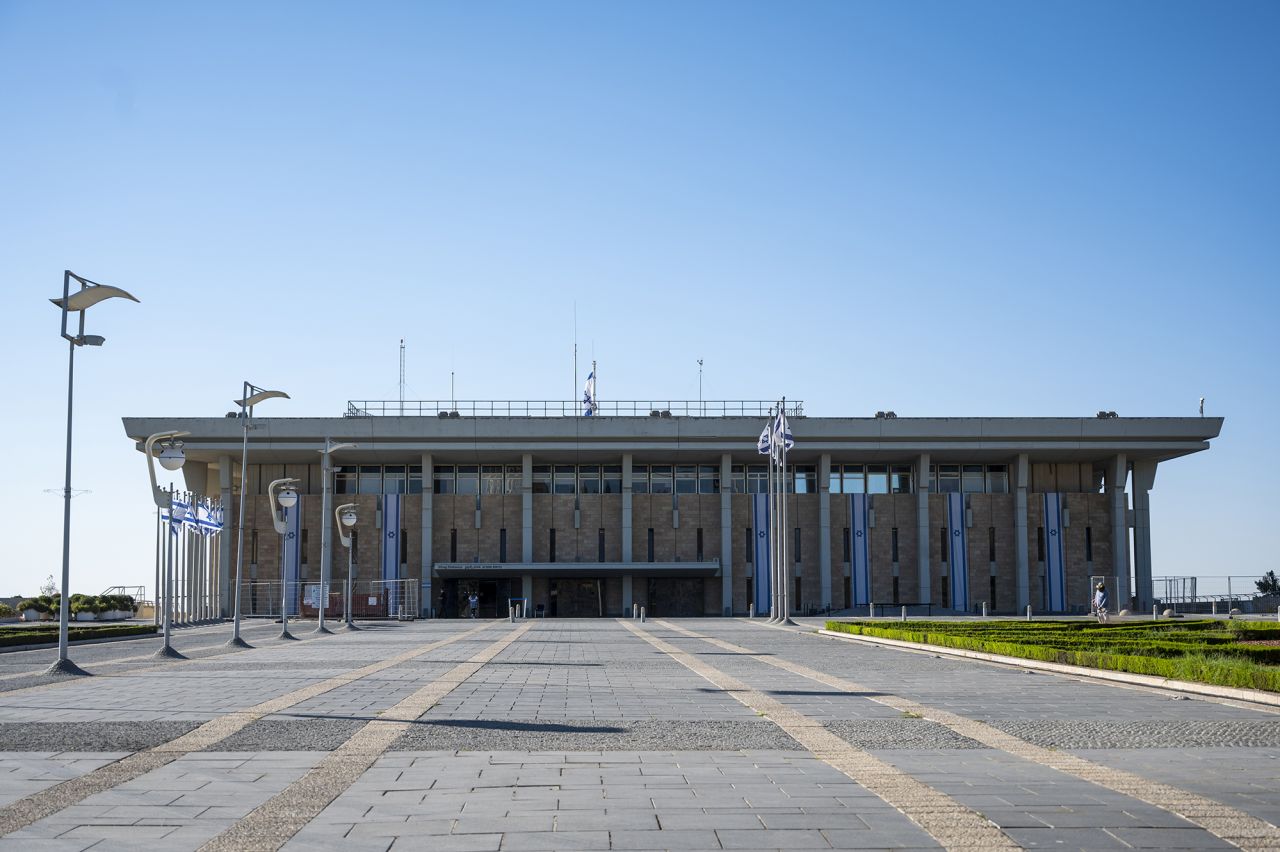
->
[780, 397, 795, 626]
[766, 413, 777, 623]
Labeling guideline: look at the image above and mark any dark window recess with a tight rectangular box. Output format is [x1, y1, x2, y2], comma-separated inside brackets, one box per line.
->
[990, 576, 997, 610]
[598, 528, 606, 562]
[350, 529, 358, 559]
[988, 527, 996, 563]
[745, 528, 753, 564]
[251, 529, 258, 563]
[400, 529, 407, 565]
[1037, 527, 1045, 562]
[794, 527, 802, 563]
[941, 575, 949, 607]
[647, 528, 655, 563]
[746, 578, 754, 609]
[892, 576, 900, 605]
[696, 528, 704, 562]
[842, 528, 850, 563]
[450, 529, 457, 562]
[794, 577, 802, 611]
[1085, 526, 1093, 562]
[550, 529, 557, 563]
[300, 529, 309, 563]
[499, 528, 507, 563]
[891, 528, 899, 563]
[940, 527, 948, 562]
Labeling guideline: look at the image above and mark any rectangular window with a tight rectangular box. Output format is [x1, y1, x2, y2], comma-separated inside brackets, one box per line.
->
[794, 466, 818, 494]
[647, 528, 655, 562]
[434, 465, 455, 494]
[1037, 527, 1045, 562]
[499, 528, 507, 563]
[795, 576, 802, 610]
[359, 465, 382, 495]
[891, 527, 899, 563]
[400, 528, 407, 566]
[940, 526, 949, 562]
[408, 465, 424, 494]
[301, 529, 308, 563]
[335, 465, 357, 495]
[988, 527, 996, 562]
[450, 529, 457, 562]
[696, 527, 704, 561]
[941, 575, 949, 607]
[531, 465, 552, 494]
[602, 465, 622, 494]
[746, 465, 768, 494]
[1085, 526, 1093, 562]
[828, 466, 842, 494]
[649, 465, 673, 494]
[892, 576, 900, 605]
[928, 465, 937, 493]
[481, 465, 504, 494]
[549, 528, 557, 563]
[631, 465, 649, 494]
[891, 465, 913, 494]
[383, 465, 407, 495]
[505, 465, 523, 494]
[843, 464, 865, 494]
[598, 528, 606, 562]
[842, 527, 850, 563]
[675, 465, 697, 494]
[745, 528, 753, 563]
[794, 527, 802, 563]
[579, 465, 602, 494]
[698, 465, 719, 494]
[962, 465, 985, 494]
[938, 464, 961, 493]
[456, 465, 479, 495]
[731, 464, 746, 493]
[986, 464, 1008, 494]
[867, 465, 889, 494]
[990, 576, 997, 610]
[554, 465, 576, 494]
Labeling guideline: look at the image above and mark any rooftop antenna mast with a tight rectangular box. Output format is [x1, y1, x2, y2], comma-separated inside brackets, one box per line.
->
[399, 339, 405, 415]
[573, 302, 578, 416]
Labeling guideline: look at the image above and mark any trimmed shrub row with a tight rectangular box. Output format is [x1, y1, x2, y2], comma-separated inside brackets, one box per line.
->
[0, 623, 157, 648]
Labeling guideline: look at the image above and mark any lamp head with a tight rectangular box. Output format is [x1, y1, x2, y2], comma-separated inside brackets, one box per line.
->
[340, 508, 358, 527]
[50, 282, 140, 312]
[277, 487, 299, 508]
[79, 335, 106, 347]
[235, 388, 290, 408]
[157, 442, 186, 471]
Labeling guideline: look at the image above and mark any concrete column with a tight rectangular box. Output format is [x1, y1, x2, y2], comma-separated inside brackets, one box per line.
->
[622, 575, 633, 611]
[1014, 453, 1030, 611]
[720, 453, 733, 615]
[521, 454, 533, 563]
[218, 455, 233, 617]
[916, 453, 931, 604]
[1132, 460, 1157, 612]
[522, 574, 533, 608]
[1109, 454, 1131, 608]
[818, 453, 832, 610]
[422, 453, 433, 616]
[621, 454, 633, 563]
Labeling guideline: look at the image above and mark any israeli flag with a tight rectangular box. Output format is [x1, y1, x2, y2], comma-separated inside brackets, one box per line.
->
[169, 497, 190, 536]
[281, 498, 301, 615]
[381, 494, 401, 582]
[1043, 493, 1067, 611]
[849, 493, 871, 606]
[946, 493, 969, 612]
[756, 424, 772, 455]
[583, 371, 597, 416]
[751, 494, 772, 613]
[772, 410, 794, 459]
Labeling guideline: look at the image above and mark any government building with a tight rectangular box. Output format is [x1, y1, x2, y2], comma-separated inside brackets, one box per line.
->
[121, 402, 1221, 619]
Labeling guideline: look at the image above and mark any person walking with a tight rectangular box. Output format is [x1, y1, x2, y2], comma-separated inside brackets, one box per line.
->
[1094, 582, 1109, 624]
[468, 592, 479, 619]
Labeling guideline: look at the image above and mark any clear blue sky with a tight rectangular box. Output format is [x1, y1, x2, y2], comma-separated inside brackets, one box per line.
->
[1, 1, 1276, 597]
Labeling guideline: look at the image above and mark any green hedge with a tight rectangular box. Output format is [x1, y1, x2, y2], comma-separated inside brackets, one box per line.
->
[824, 620, 1280, 692]
[0, 623, 156, 648]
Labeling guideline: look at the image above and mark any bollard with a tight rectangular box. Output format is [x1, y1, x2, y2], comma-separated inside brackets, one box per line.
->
[1276, 605, 1279, 623]
[640, 607, 646, 623]
[868, 601, 874, 619]
[748, 603, 755, 618]
[1211, 600, 1217, 616]
[900, 606, 906, 622]
[1026, 604, 1032, 622]
[509, 606, 515, 623]
[981, 601, 988, 618]
[1153, 604, 1159, 620]
[632, 603, 639, 619]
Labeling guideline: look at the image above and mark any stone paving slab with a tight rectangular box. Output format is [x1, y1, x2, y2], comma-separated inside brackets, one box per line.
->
[0, 753, 129, 808]
[0, 722, 201, 753]
[393, 719, 802, 752]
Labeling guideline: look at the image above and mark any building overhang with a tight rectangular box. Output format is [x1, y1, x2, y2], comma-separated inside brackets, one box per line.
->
[432, 562, 721, 579]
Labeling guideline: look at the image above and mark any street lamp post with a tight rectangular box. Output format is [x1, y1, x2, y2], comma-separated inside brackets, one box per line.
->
[228, 383, 290, 649]
[335, 504, 358, 629]
[269, 477, 302, 640]
[316, 440, 357, 634]
[144, 430, 190, 658]
[46, 270, 139, 676]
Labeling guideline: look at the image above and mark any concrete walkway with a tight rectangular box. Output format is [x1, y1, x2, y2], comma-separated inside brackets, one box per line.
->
[0, 617, 1276, 851]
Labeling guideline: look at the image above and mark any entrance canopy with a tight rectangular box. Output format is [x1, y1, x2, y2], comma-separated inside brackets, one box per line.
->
[432, 561, 720, 579]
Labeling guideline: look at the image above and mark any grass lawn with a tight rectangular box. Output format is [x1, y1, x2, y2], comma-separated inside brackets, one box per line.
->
[0, 623, 157, 649]
[824, 618, 1280, 692]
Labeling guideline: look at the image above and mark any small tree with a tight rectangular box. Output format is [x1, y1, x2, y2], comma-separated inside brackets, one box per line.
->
[39, 574, 57, 597]
[1257, 570, 1280, 596]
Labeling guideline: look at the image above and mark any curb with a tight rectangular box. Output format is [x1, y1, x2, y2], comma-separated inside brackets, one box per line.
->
[816, 628, 1280, 709]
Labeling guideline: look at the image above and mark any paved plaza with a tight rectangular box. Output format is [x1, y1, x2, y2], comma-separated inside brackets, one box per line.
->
[0, 617, 1277, 851]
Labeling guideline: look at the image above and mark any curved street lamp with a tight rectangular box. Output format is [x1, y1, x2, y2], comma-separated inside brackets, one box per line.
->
[335, 503, 359, 630]
[46, 271, 139, 676]
[145, 430, 190, 658]
[228, 382, 290, 649]
[316, 439, 356, 634]
[269, 477, 302, 640]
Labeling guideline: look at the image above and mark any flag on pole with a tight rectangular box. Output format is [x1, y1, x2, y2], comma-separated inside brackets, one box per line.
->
[772, 409, 794, 460]
[757, 424, 772, 455]
[583, 370, 597, 416]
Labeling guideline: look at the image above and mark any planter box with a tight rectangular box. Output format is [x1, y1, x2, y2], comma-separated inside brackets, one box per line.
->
[74, 611, 96, 622]
[22, 609, 40, 622]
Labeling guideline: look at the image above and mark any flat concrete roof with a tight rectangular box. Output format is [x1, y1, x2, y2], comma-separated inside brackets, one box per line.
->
[121, 415, 1223, 466]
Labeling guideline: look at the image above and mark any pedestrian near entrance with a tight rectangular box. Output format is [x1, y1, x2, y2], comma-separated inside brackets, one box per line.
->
[1094, 582, 1109, 624]
[468, 593, 479, 619]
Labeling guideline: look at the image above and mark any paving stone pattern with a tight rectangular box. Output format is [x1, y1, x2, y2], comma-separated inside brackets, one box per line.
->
[0, 616, 1275, 851]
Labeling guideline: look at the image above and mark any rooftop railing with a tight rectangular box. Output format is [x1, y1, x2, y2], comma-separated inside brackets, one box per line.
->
[344, 400, 804, 418]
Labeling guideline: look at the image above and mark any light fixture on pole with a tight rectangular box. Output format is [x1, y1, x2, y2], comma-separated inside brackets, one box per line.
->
[335, 503, 359, 630]
[144, 430, 191, 659]
[228, 382, 290, 649]
[316, 440, 357, 634]
[46, 270, 139, 677]
[269, 477, 302, 640]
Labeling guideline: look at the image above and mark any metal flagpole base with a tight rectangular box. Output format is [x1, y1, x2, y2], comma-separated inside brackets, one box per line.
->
[311, 625, 334, 635]
[278, 628, 298, 640]
[152, 645, 187, 660]
[342, 621, 361, 631]
[779, 617, 798, 627]
[44, 658, 90, 677]
[225, 635, 252, 649]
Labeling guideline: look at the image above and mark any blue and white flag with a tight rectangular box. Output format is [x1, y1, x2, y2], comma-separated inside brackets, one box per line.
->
[751, 494, 772, 613]
[582, 371, 597, 416]
[378, 491, 399, 603]
[756, 424, 771, 455]
[849, 493, 871, 606]
[946, 493, 969, 612]
[168, 496, 190, 536]
[772, 410, 794, 460]
[1043, 493, 1067, 611]
[281, 498, 301, 615]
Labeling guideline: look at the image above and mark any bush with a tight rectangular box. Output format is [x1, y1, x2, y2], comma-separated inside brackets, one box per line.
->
[0, 602, 12, 618]
[19, 598, 46, 614]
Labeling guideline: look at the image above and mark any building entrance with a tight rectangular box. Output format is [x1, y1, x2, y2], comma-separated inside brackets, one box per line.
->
[438, 577, 516, 618]
[549, 578, 604, 617]
[646, 578, 704, 617]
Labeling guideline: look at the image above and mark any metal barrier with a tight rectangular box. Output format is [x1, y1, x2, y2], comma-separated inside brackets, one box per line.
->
[345, 399, 804, 418]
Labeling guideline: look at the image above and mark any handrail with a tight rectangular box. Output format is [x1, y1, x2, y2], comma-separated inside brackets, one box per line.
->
[345, 400, 803, 418]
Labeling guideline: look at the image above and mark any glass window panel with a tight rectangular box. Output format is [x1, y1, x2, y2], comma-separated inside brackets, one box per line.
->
[531, 464, 551, 494]
[408, 465, 423, 494]
[631, 464, 649, 494]
[650, 464, 672, 494]
[553, 464, 576, 494]
[793, 465, 817, 493]
[383, 465, 407, 495]
[433, 465, 454, 494]
[929, 464, 938, 493]
[456, 464, 479, 495]
[358, 465, 382, 495]
[698, 464, 719, 494]
[962, 464, 985, 494]
[828, 468, 842, 494]
[986, 465, 1008, 494]
[891, 465, 913, 494]
[335, 465, 357, 495]
[938, 464, 961, 494]
[579, 465, 601, 494]
[481, 465, 504, 495]
[675, 465, 697, 494]
[843, 465, 865, 494]
[867, 464, 889, 494]
[602, 465, 622, 494]
[505, 465, 523, 494]
[746, 464, 768, 494]
[731, 464, 746, 493]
